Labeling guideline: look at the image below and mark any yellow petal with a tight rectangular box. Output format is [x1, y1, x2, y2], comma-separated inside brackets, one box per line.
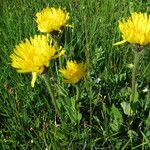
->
[31, 72, 37, 88]
[35, 7, 70, 33]
[65, 24, 74, 28]
[59, 60, 86, 84]
[113, 39, 127, 46]
[114, 12, 150, 46]
[51, 50, 65, 59]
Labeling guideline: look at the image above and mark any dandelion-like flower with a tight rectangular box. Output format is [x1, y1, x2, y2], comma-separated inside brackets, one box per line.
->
[35, 7, 70, 33]
[10, 35, 65, 87]
[59, 60, 86, 84]
[114, 12, 150, 46]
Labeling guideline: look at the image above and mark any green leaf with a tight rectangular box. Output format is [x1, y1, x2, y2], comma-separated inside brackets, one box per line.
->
[146, 112, 150, 127]
[127, 129, 138, 138]
[110, 104, 123, 132]
[62, 98, 82, 124]
[121, 101, 133, 116]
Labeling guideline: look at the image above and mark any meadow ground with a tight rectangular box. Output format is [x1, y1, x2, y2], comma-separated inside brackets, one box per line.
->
[0, 0, 150, 149]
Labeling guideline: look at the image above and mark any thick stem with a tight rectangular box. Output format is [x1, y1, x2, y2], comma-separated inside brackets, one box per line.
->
[41, 74, 60, 116]
[75, 85, 79, 101]
[131, 51, 140, 103]
[84, 15, 92, 143]
[75, 85, 80, 137]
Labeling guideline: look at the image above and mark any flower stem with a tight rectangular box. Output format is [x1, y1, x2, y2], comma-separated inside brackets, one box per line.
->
[75, 85, 79, 101]
[130, 51, 140, 103]
[84, 15, 92, 143]
[41, 74, 60, 116]
[75, 85, 80, 137]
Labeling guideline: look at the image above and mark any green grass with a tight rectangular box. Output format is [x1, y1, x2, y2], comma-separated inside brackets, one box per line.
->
[0, 0, 150, 149]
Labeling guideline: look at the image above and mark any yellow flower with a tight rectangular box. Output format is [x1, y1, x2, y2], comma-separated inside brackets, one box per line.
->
[10, 35, 65, 87]
[114, 12, 150, 46]
[59, 60, 86, 84]
[35, 7, 70, 33]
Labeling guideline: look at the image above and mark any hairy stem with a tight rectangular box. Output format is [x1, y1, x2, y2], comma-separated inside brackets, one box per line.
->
[41, 74, 60, 116]
[131, 51, 140, 103]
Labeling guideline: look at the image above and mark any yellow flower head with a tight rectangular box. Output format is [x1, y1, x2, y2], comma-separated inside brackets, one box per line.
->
[35, 7, 70, 33]
[10, 35, 65, 87]
[114, 12, 150, 46]
[59, 60, 86, 84]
